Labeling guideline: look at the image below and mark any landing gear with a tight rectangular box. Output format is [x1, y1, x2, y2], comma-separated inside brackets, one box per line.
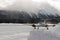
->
[34, 27, 36, 29]
[45, 25, 49, 30]
[37, 27, 39, 29]
[47, 27, 49, 30]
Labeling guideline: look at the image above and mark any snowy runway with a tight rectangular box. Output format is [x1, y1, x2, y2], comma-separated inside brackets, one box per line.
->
[0, 24, 32, 40]
[0, 23, 60, 40]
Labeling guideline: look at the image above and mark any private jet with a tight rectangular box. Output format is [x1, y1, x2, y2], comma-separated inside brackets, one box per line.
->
[31, 23, 56, 30]
[30, 19, 59, 30]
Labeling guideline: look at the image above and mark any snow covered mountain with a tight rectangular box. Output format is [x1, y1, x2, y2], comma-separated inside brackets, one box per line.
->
[0, 3, 60, 23]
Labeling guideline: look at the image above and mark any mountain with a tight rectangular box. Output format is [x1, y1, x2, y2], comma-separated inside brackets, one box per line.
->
[0, 3, 60, 23]
[0, 9, 60, 23]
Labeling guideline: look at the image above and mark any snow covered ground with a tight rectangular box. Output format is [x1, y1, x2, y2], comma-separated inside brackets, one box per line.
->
[28, 29, 60, 40]
[0, 23, 33, 40]
[0, 23, 60, 40]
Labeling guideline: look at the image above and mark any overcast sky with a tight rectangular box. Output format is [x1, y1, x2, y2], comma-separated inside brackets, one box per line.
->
[0, 0, 60, 11]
